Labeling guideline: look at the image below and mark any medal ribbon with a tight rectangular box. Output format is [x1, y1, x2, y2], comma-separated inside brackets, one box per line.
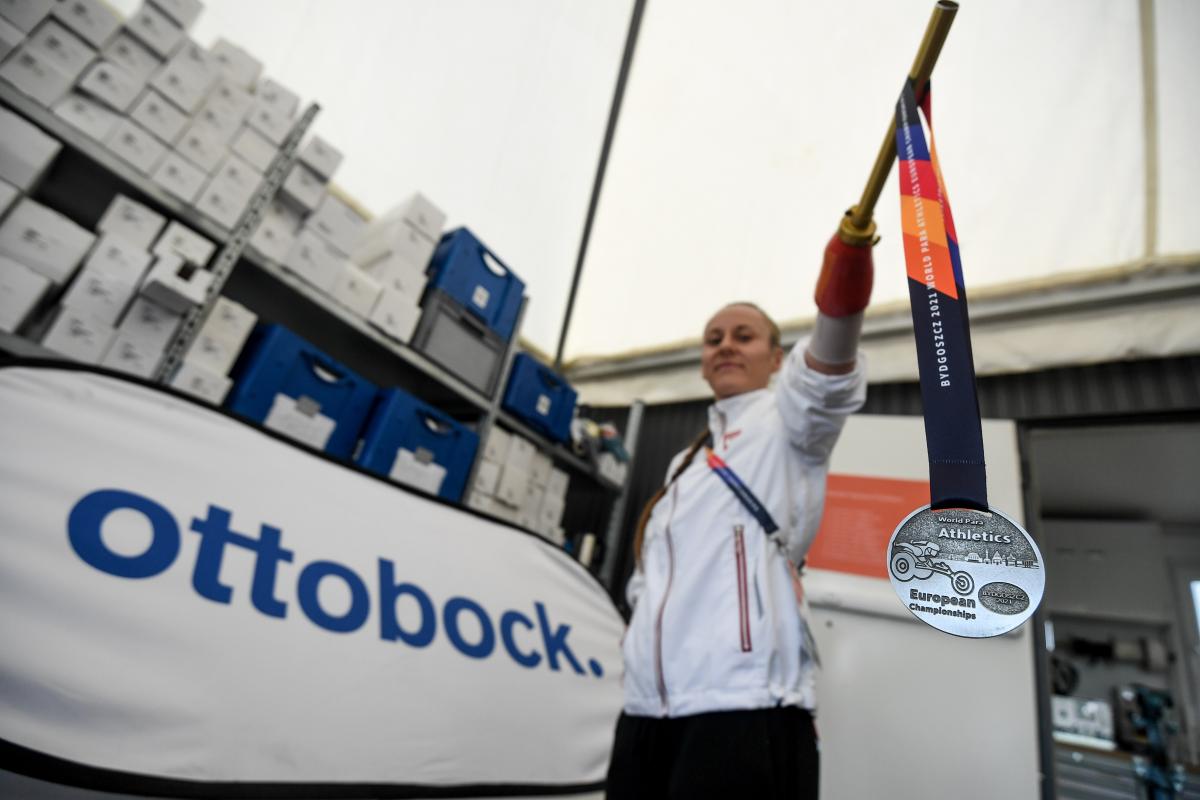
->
[704, 447, 780, 534]
[895, 81, 988, 511]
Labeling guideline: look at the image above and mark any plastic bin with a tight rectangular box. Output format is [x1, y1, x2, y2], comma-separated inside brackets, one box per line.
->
[411, 288, 506, 396]
[226, 324, 377, 458]
[426, 228, 524, 341]
[354, 388, 479, 502]
[501, 353, 577, 443]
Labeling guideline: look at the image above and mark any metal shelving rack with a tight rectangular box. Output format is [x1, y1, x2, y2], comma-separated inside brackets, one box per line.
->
[1, 76, 631, 543]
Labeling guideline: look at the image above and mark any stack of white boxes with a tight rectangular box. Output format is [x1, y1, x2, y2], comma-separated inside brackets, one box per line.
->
[0, 107, 65, 334]
[0, 1, 298, 237]
[168, 294, 255, 404]
[466, 426, 569, 545]
[350, 192, 447, 345]
[272, 135, 355, 295]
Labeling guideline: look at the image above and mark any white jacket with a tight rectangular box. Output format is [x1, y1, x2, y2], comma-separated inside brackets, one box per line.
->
[623, 344, 866, 718]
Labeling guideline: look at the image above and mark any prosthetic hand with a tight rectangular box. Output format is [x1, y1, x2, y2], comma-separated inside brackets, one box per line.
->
[806, 220, 875, 372]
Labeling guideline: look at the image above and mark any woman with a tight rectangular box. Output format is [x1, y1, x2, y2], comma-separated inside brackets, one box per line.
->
[606, 289, 868, 798]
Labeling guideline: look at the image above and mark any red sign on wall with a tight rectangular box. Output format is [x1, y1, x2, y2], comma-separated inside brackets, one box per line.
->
[806, 474, 931, 579]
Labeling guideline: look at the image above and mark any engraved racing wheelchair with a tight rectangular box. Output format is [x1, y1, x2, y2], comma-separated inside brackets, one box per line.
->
[889, 540, 974, 595]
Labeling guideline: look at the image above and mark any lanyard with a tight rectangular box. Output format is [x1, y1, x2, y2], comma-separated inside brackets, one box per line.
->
[894, 81, 988, 512]
[704, 444, 779, 535]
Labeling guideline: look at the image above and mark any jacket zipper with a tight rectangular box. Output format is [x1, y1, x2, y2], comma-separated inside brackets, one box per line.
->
[734, 524, 752, 652]
[653, 484, 680, 715]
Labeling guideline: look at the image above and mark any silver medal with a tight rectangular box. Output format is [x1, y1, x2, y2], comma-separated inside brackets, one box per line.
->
[887, 505, 1044, 638]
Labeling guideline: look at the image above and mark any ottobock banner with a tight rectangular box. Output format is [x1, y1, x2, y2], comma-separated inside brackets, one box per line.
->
[0, 363, 624, 797]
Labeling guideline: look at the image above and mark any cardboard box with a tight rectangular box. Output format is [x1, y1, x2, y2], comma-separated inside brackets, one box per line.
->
[116, 295, 181, 350]
[162, 36, 218, 89]
[0, 15, 20, 60]
[245, 101, 292, 147]
[367, 286, 421, 343]
[103, 30, 161, 81]
[129, 87, 188, 144]
[151, 149, 206, 204]
[182, 294, 254, 374]
[0, 179, 15, 219]
[104, 118, 166, 174]
[279, 163, 325, 215]
[483, 426, 511, 463]
[193, 99, 243, 144]
[41, 306, 115, 362]
[200, 294, 255, 343]
[230, 124, 275, 172]
[284, 229, 343, 293]
[174, 120, 225, 173]
[150, 56, 216, 115]
[206, 79, 254, 121]
[149, 0, 202, 29]
[247, 199, 299, 264]
[529, 451, 552, 487]
[50, 0, 119, 48]
[211, 153, 262, 200]
[60, 236, 152, 326]
[0, 0, 54, 33]
[0, 197, 95, 284]
[26, 19, 95, 80]
[126, 2, 182, 58]
[52, 92, 121, 141]
[100, 330, 163, 377]
[472, 458, 502, 496]
[169, 360, 232, 404]
[209, 38, 260, 90]
[253, 76, 298, 117]
[194, 175, 251, 231]
[330, 262, 381, 317]
[298, 135, 342, 179]
[97, 195, 165, 251]
[0, 107, 61, 191]
[0, 44, 73, 106]
[152, 220, 214, 268]
[545, 466, 569, 498]
[140, 251, 212, 312]
[505, 434, 536, 472]
[353, 218, 437, 280]
[0, 255, 52, 333]
[495, 465, 530, 509]
[376, 192, 446, 243]
[307, 192, 366, 256]
[78, 59, 144, 113]
[374, 261, 427, 303]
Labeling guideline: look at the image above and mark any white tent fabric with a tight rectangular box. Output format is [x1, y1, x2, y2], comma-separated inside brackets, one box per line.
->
[569, 0, 1199, 359]
[109, 0, 1198, 367]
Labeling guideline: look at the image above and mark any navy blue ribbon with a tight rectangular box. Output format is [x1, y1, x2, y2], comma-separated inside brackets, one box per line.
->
[705, 446, 779, 534]
[895, 80, 988, 511]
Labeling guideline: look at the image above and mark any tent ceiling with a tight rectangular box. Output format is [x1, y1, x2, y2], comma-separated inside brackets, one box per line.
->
[108, 1, 1198, 364]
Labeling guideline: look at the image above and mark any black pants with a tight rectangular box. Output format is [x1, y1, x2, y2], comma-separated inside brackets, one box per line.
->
[605, 706, 819, 800]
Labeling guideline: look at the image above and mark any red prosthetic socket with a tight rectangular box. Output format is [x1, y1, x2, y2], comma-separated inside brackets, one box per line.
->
[814, 232, 874, 317]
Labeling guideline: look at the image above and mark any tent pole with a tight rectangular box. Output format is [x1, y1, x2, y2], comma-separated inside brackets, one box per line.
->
[554, 0, 648, 371]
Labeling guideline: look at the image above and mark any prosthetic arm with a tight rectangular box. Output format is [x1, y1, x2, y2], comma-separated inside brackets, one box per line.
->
[806, 216, 875, 373]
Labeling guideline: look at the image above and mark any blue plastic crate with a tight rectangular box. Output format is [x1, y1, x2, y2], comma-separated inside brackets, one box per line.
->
[354, 388, 480, 502]
[501, 353, 577, 443]
[226, 324, 377, 459]
[426, 228, 524, 341]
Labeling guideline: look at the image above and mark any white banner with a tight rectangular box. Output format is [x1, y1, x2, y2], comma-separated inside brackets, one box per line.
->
[0, 364, 623, 796]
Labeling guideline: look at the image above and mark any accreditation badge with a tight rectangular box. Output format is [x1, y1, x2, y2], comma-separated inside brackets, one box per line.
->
[887, 505, 1044, 638]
